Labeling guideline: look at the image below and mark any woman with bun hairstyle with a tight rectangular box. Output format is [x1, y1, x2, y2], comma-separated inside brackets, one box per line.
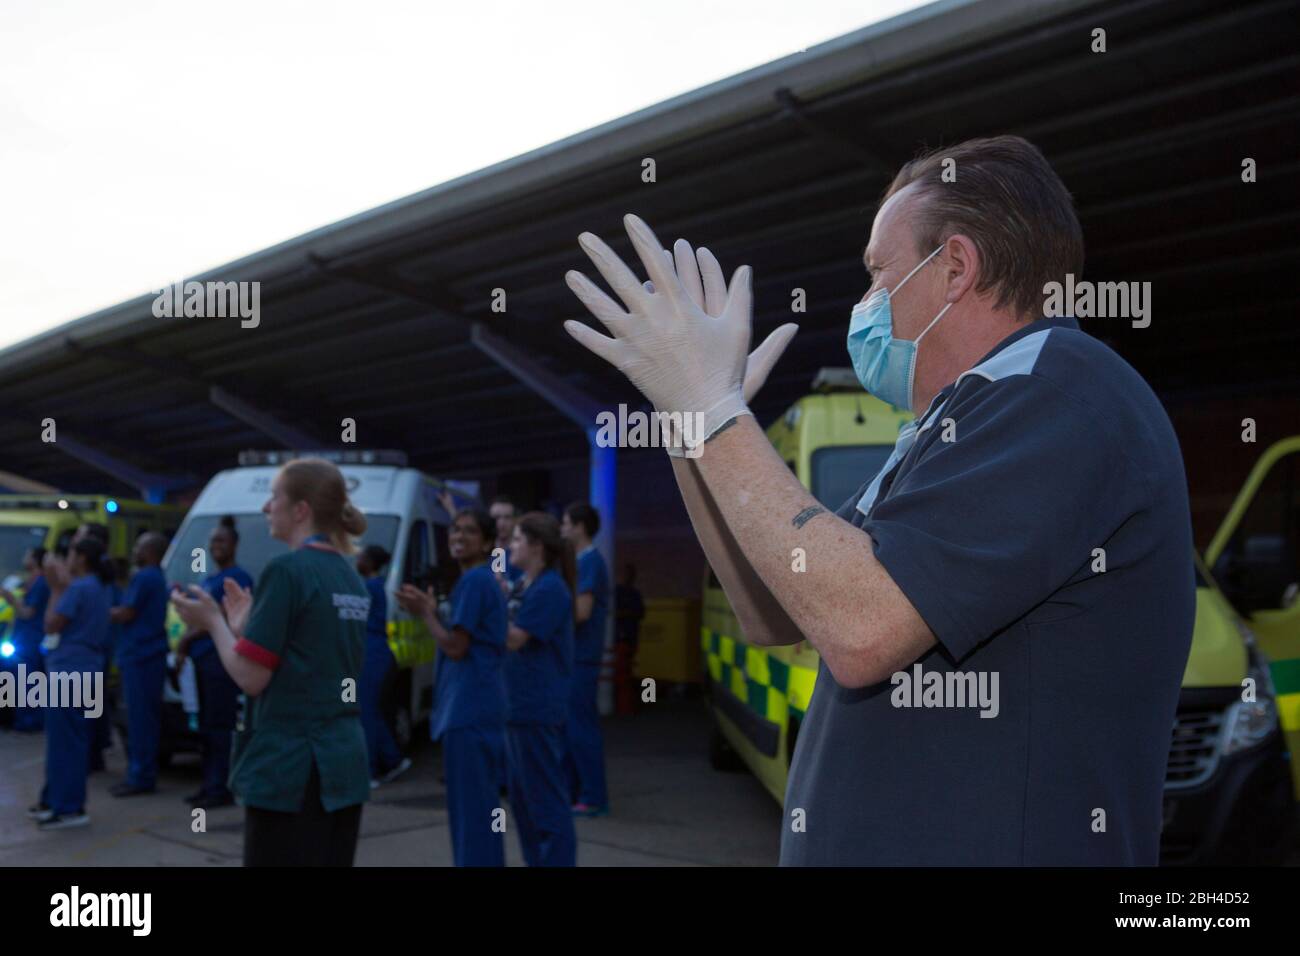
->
[503, 511, 578, 866]
[357, 543, 410, 787]
[30, 537, 114, 830]
[174, 514, 255, 809]
[171, 457, 372, 866]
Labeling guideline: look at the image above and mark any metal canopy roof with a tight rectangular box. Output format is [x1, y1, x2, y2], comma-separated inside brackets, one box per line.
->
[2, 0, 1296, 494]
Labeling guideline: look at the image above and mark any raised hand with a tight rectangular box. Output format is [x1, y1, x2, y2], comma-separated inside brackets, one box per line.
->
[223, 578, 253, 634]
[564, 214, 754, 449]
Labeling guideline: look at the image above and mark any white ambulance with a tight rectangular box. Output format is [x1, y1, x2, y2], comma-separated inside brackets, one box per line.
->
[157, 450, 470, 760]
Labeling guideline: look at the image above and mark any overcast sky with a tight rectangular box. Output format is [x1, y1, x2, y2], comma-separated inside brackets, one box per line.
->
[0, 0, 923, 349]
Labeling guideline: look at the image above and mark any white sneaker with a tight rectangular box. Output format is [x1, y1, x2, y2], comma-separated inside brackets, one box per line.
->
[27, 804, 54, 822]
[38, 812, 90, 831]
[379, 757, 412, 785]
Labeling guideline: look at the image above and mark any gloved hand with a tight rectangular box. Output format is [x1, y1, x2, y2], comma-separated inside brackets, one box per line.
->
[641, 240, 797, 456]
[564, 214, 794, 453]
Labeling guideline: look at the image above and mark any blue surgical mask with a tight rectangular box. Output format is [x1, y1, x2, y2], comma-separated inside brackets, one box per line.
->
[847, 244, 951, 410]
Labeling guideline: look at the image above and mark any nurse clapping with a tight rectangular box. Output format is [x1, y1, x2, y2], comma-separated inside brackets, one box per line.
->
[502, 512, 578, 867]
[397, 508, 508, 866]
[171, 458, 372, 867]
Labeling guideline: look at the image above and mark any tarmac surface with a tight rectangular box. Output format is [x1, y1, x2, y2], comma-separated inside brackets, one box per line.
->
[0, 694, 782, 867]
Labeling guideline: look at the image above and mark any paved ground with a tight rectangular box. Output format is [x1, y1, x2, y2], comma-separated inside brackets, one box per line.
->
[0, 695, 781, 866]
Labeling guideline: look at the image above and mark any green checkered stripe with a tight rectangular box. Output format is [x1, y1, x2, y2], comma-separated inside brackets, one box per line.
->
[701, 625, 815, 724]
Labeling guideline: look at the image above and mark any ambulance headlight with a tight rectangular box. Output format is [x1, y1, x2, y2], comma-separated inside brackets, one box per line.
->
[1222, 642, 1278, 756]
[0, 640, 15, 659]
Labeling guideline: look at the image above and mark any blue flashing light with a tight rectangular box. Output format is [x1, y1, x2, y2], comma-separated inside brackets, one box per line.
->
[0, 641, 15, 659]
[106, 499, 119, 513]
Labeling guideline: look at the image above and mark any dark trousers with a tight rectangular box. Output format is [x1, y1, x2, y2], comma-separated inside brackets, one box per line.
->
[44, 675, 92, 815]
[505, 723, 576, 867]
[442, 725, 506, 867]
[563, 659, 608, 807]
[360, 634, 402, 777]
[120, 653, 165, 789]
[243, 764, 363, 867]
[194, 651, 239, 799]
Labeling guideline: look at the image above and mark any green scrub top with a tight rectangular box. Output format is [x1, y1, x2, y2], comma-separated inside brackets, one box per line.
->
[230, 541, 372, 812]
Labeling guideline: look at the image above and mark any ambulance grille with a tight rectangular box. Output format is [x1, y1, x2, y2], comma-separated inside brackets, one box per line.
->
[1164, 707, 1225, 789]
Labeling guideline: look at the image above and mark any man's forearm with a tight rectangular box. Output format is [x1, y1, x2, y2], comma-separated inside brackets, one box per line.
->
[670, 454, 802, 647]
[693, 416, 932, 687]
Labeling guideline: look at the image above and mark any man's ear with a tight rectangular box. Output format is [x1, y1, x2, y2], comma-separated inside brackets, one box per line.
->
[943, 234, 981, 301]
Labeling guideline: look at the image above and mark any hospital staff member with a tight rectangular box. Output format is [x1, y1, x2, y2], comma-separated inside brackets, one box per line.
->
[171, 457, 372, 867]
[503, 512, 577, 867]
[174, 515, 254, 809]
[29, 537, 113, 830]
[356, 544, 410, 786]
[562, 136, 1196, 866]
[560, 501, 609, 816]
[0, 547, 50, 732]
[109, 532, 170, 797]
[397, 508, 508, 866]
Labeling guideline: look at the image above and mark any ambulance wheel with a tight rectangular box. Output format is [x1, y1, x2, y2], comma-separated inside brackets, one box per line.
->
[709, 723, 745, 773]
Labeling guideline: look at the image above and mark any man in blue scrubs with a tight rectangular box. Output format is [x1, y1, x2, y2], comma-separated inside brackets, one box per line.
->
[561, 502, 610, 816]
[562, 135, 1195, 864]
[109, 533, 170, 796]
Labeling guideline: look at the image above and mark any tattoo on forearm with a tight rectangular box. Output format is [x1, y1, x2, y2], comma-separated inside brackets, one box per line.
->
[792, 505, 826, 529]
[705, 416, 740, 442]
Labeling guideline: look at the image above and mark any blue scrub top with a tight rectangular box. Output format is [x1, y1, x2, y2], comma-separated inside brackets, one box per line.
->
[189, 564, 255, 661]
[501, 549, 524, 583]
[430, 564, 507, 739]
[13, 575, 50, 651]
[364, 575, 388, 642]
[781, 315, 1196, 866]
[574, 546, 609, 664]
[49, 574, 111, 671]
[117, 565, 169, 663]
[504, 568, 573, 726]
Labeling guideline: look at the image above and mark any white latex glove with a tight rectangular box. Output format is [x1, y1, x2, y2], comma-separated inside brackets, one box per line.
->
[564, 214, 761, 453]
[642, 240, 798, 456]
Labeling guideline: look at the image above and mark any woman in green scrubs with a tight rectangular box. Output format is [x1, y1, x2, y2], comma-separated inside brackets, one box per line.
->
[171, 457, 372, 866]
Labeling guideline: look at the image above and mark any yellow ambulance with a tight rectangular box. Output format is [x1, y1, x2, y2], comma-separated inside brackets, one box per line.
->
[702, 370, 1298, 864]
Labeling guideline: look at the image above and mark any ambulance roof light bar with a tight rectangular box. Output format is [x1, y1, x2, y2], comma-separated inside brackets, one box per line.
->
[237, 450, 410, 467]
[0, 496, 97, 512]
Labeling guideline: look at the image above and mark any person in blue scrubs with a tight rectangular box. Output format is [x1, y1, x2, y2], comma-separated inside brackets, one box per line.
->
[560, 501, 610, 816]
[109, 532, 170, 796]
[357, 544, 410, 786]
[0, 547, 50, 732]
[30, 537, 113, 829]
[503, 512, 577, 867]
[59, 523, 116, 771]
[398, 508, 508, 866]
[174, 516, 254, 808]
